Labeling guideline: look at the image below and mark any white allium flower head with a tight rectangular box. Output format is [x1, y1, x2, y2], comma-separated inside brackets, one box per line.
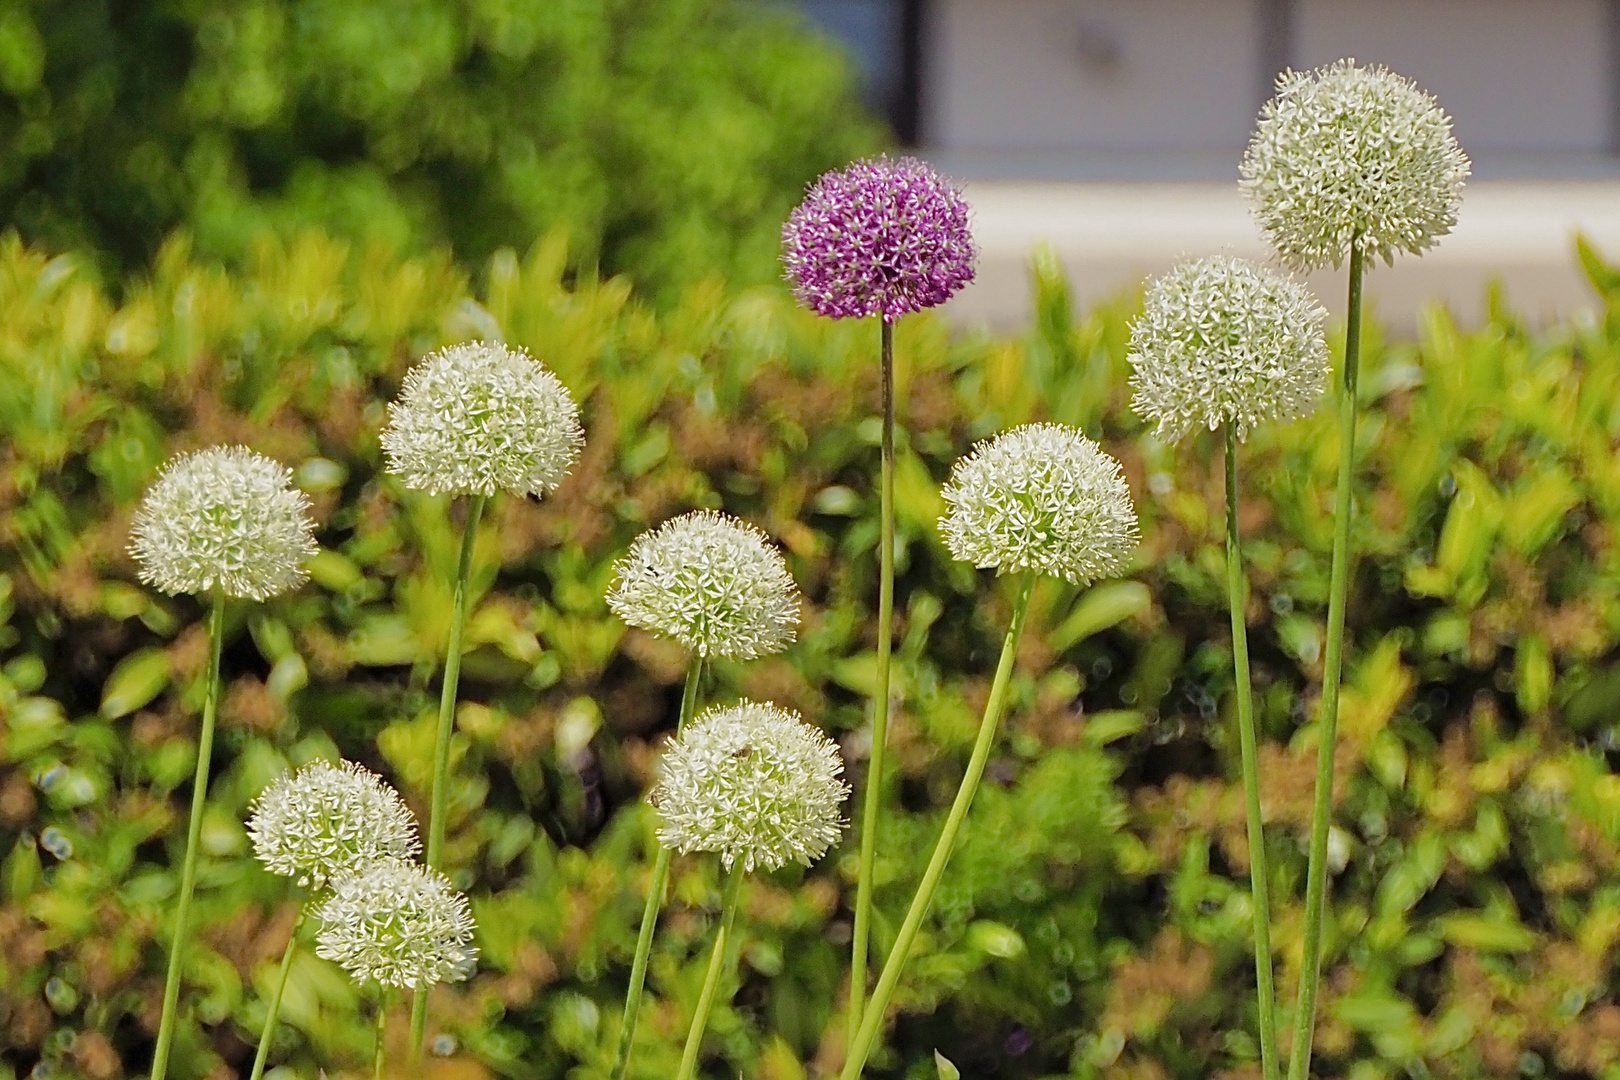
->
[940, 423, 1138, 586]
[606, 510, 800, 661]
[313, 857, 477, 991]
[381, 340, 584, 498]
[1128, 255, 1329, 442]
[652, 700, 848, 873]
[247, 759, 421, 891]
[129, 445, 318, 601]
[1240, 59, 1470, 270]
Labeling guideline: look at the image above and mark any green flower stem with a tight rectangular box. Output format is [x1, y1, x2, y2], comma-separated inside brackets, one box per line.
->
[840, 571, 1036, 1080]
[673, 868, 745, 1080]
[1287, 236, 1365, 1080]
[849, 316, 896, 1051]
[609, 656, 704, 1080]
[151, 588, 226, 1080]
[374, 989, 390, 1080]
[248, 907, 306, 1080]
[409, 492, 487, 1060]
[1226, 425, 1278, 1080]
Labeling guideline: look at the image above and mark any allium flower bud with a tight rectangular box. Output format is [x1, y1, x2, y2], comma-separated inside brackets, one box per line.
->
[940, 424, 1138, 586]
[130, 446, 318, 601]
[1128, 255, 1329, 442]
[781, 155, 976, 320]
[1241, 59, 1470, 270]
[380, 340, 584, 498]
[247, 759, 421, 891]
[652, 700, 848, 873]
[606, 510, 800, 661]
[313, 857, 477, 990]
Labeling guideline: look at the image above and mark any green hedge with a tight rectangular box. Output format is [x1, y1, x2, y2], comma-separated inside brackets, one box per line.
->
[0, 0, 880, 300]
[5, 231, 1620, 1080]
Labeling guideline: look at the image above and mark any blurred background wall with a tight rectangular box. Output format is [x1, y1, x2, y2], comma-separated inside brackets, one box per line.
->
[796, 0, 1620, 330]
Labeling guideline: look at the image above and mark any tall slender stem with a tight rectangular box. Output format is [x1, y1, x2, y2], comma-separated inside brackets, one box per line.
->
[609, 657, 704, 1080]
[840, 572, 1036, 1080]
[248, 907, 306, 1080]
[850, 316, 897, 1050]
[1226, 425, 1278, 1080]
[1287, 237, 1365, 1080]
[673, 869, 745, 1080]
[374, 990, 390, 1080]
[409, 492, 488, 1059]
[151, 589, 227, 1080]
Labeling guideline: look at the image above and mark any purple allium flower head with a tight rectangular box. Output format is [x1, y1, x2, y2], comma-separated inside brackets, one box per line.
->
[781, 155, 976, 321]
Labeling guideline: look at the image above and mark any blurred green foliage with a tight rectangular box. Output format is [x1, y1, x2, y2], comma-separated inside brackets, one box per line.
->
[0, 0, 880, 300]
[6, 229, 1620, 1080]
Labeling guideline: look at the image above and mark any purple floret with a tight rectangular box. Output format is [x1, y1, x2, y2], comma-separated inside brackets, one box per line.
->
[781, 155, 976, 321]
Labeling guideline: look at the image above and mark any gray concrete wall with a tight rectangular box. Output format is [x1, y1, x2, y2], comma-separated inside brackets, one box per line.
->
[926, 0, 1614, 161]
[1296, 0, 1609, 152]
[945, 180, 1620, 334]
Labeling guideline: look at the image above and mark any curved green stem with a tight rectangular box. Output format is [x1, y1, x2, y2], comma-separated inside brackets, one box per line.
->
[850, 316, 896, 1050]
[840, 572, 1036, 1080]
[609, 657, 704, 1080]
[673, 869, 745, 1080]
[1226, 425, 1278, 1080]
[410, 492, 487, 1060]
[248, 907, 306, 1080]
[1287, 238, 1365, 1080]
[151, 589, 227, 1080]
[374, 989, 390, 1080]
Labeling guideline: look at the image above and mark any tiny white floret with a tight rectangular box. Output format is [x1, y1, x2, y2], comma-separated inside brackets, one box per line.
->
[381, 340, 584, 498]
[652, 700, 848, 873]
[607, 510, 800, 661]
[314, 857, 477, 990]
[940, 424, 1137, 586]
[1129, 255, 1329, 442]
[247, 759, 420, 891]
[1241, 58, 1470, 270]
[130, 445, 318, 601]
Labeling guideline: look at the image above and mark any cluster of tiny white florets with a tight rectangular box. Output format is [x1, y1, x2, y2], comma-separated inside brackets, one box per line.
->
[606, 510, 800, 661]
[940, 424, 1138, 586]
[652, 700, 848, 873]
[1240, 59, 1469, 270]
[1128, 255, 1329, 442]
[246, 760, 421, 891]
[380, 340, 584, 498]
[313, 857, 477, 991]
[129, 445, 318, 601]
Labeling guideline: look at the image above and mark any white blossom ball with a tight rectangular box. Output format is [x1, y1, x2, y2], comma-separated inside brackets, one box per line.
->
[652, 700, 848, 874]
[381, 340, 584, 498]
[606, 510, 800, 661]
[129, 445, 318, 601]
[1241, 59, 1470, 270]
[1128, 255, 1329, 442]
[940, 424, 1138, 586]
[247, 759, 421, 891]
[313, 857, 477, 990]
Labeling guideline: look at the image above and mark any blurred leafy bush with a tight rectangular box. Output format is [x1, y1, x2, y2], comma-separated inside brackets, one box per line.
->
[6, 230, 1620, 1080]
[0, 0, 880, 299]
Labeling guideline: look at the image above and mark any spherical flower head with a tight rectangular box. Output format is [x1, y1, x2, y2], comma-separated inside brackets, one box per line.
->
[247, 759, 421, 891]
[606, 510, 800, 661]
[1241, 59, 1470, 270]
[781, 155, 976, 320]
[380, 340, 584, 498]
[129, 445, 318, 601]
[1128, 255, 1329, 442]
[940, 424, 1138, 585]
[652, 700, 848, 873]
[313, 857, 477, 991]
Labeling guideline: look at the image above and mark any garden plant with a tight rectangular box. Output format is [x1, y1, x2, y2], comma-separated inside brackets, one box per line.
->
[9, 39, 1620, 1080]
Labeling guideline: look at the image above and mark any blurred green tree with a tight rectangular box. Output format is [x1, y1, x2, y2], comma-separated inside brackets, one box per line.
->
[0, 0, 882, 297]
